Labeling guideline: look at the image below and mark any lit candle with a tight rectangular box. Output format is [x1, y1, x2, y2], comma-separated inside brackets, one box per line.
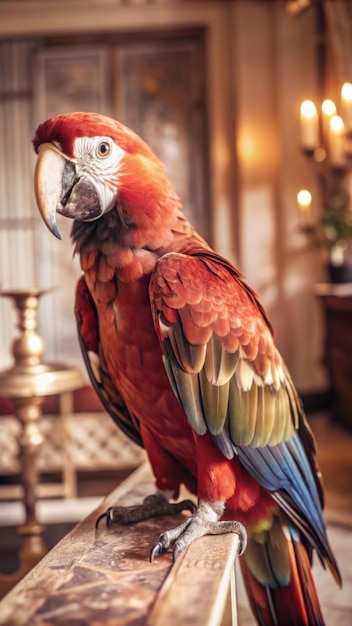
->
[300, 100, 319, 151]
[329, 115, 345, 167]
[297, 189, 312, 226]
[321, 99, 336, 141]
[341, 82, 352, 131]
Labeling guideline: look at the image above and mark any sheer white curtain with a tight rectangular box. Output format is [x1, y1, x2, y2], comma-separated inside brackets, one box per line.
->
[0, 41, 92, 370]
[0, 41, 39, 368]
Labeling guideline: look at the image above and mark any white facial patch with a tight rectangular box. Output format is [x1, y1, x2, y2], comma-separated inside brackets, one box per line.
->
[71, 136, 125, 219]
[73, 135, 125, 192]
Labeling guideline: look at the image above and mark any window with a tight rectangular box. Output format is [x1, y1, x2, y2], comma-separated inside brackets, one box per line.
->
[0, 30, 210, 369]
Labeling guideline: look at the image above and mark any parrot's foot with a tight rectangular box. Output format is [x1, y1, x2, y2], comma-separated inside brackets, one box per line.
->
[150, 500, 247, 562]
[95, 492, 197, 529]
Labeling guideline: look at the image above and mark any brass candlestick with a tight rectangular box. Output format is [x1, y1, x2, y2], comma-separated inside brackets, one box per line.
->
[0, 288, 82, 597]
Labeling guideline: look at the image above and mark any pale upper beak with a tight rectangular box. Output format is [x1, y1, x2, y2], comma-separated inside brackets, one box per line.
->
[34, 143, 117, 240]
[34, 144, 66, 239]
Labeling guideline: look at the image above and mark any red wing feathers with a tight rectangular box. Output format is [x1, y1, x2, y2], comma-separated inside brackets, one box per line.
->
[151, 251, 277, 379]
[75, 275, 143, 448]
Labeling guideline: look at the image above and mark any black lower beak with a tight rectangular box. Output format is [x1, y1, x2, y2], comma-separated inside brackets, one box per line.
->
[57, 174, 104, 221]
[60, 160, 80, 208]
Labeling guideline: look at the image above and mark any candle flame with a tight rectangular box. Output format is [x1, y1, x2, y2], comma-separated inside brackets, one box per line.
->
[300, 100, 317, 119]
[330, 115, 344, 133]
[322, 99, 336, 116]
[341, 82, 352, 102]
[297, 189, 312, 209]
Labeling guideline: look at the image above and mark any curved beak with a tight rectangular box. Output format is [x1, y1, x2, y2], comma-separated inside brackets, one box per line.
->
[34, 143, 117, 240]
[34, 143, 66, 240]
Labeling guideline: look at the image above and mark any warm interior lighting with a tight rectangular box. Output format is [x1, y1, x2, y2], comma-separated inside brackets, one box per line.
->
[297, 189, 312, 210]
[300, 100, 318, 150]
[322, 99, 336, 116]
[297, 189, 312, 227]
[341, 82, 352, 131]
[300, 100, 317, 119]
[236, 122, 278, 173]
[341, 82, 352, 102]
[329, 115, 345, 167]
[321, 100, 336, 144]
[330, 115, 344, 133]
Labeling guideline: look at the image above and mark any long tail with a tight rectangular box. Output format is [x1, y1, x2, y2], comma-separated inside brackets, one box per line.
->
[240, 517, 327, 626]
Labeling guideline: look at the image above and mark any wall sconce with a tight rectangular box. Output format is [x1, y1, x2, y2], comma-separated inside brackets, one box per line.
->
[299, 84, 352, 164]
[297, 84, 352, 281]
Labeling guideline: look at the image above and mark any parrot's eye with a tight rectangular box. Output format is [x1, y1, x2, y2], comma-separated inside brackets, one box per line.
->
[97, 141, 111, 158]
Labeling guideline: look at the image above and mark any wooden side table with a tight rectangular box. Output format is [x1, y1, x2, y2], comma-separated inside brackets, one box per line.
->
[314, 283, 352, 429]
[0, 288, 83, 596]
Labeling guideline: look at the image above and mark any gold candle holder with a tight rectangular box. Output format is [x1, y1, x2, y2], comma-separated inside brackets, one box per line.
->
[0, 288, 82, 597]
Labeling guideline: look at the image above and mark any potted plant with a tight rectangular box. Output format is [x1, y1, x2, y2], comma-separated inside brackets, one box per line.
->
[321, 193, 352, 282]
[300, 170, 352, 283]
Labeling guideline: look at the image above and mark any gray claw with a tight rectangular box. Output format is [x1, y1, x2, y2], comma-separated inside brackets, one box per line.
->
[150, 542, 163, 563]
[236, 522, 247, 555]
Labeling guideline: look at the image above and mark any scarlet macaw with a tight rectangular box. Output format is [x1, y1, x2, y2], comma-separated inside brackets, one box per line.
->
[33, 112, 340, 625]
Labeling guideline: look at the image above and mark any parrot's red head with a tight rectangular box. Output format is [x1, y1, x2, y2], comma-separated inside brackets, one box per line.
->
[33, 112, 180, 241]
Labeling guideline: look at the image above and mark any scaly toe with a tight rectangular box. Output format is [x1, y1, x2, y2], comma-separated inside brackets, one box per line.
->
[150, 515, 248, 562]
[95, 495, 196, 531]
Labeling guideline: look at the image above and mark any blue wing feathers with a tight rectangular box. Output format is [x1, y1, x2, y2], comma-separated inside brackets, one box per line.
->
[236, 435, 324, 529]
[235, 433, 339, 572]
